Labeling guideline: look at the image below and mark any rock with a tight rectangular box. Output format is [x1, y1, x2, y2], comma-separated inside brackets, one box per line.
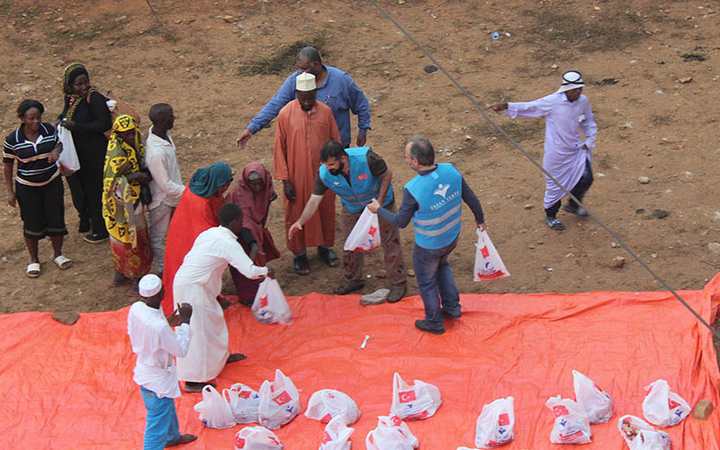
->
[407, 269, 415, 277]
[221, 15, 235, 23]
[678, 77, 693, 84]
[20, 85, 32, 93]
[114, 15, 128, 22]
[52, 310, 79, 325]
[712, 211, 720, 223]
[708, 242, 720, 255]
[649, 209, 669, 219]
[611, 256, 626, 268]
[550, 64, 558, 69]
[611, 242, 620, 248]
[523, 204, 534, 210]
[423, 64, 438, 74]
[638, 176, 650, 184]
[693, 400, 714, 420]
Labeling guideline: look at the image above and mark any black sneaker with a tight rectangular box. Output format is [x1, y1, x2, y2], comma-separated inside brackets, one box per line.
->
[83, 232, 109, 244]
[333, 279, 365, 295]
[293, 254, 310, 275]
[415, 319, 445, 334]
[387, 284, 407, 303]
[545, 217, 566, 231]
[442, 308, 462, 319]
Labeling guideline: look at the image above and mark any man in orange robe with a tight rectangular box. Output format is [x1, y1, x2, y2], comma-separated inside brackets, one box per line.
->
[273, 72, 341, 274]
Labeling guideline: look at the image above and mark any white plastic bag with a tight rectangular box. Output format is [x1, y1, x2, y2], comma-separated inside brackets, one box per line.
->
[572, 369, 613, 424]
[56, 125, 80, 175]
[224, 383, 261, 424]
[545, 396, 592, 444]
[474, 396, 515, 448]
[343, 207, 381, 252]
[234, 426, 284, 450]
[305, 389, 361, 425]
[617, 415, 671, 450]
[319, 415, 354, 450]
[252, 278, 292, 324]
[473, 229, 510, 281]
[365, 415, 419, 450]
[390, 372, 442, 420]
[258, 369, 301, 430]
[642, 379, 690, 427]
[193, 385, 236, 429]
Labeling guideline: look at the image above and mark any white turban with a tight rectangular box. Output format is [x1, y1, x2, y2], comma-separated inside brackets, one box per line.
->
[139, 274, 162, 298]
[557, 70, 584, 93]
[296, 72, 316, 92]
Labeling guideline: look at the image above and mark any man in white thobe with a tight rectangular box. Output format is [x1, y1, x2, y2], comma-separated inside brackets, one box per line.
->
[128, 274, 197, 449]
[173, 203, 270, 392]
[492, 70, 598, 231]
[146, 104, 185, 274]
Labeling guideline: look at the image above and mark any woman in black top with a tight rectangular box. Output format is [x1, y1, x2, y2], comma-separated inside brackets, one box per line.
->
[59, 63, 112, 243]
[3, 100, 72, 278]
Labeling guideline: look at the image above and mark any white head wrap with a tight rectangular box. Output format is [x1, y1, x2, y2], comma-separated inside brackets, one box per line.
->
[557, 70, 584, 93]
[295, 72, 316, 92]
[138, 274, 162, 298]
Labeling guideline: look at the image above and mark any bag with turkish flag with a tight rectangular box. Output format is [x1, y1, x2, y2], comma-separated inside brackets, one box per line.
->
[224, 383, 261, 424]
[343, 207, 381, 252]
[305, 389, 361, 425]
[390, 372, 442, 421]
[319, 416, 354, 450]
[474, 396, 515, 448]
[258, 369, 301, 430]
[365, 415, 419, 450]
[252, 278, 291, 324]
[233, 426, 284, 450]
[545, 396, 592, 444]
[473, 229, 510, 281]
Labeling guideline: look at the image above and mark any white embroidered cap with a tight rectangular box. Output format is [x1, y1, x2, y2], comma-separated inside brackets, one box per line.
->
[296, 72, 317, 92]
[139, 274, 162, 298]
[557, 70, 584, 93]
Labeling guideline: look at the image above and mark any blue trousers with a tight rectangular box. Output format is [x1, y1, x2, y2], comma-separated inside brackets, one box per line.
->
[140, 386, 181, 450]
[412, 240, 460, 325]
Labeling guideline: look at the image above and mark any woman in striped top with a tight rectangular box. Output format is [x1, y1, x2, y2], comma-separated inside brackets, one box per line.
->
[3, 99, 72, 278]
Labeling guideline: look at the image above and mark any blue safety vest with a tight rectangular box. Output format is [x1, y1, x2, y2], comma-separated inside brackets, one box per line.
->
[405, 163, 462, 249]
[319, 146, 394, 214]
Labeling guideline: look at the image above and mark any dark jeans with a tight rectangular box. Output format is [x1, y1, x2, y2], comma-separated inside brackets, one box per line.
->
[412, 240, 460, 326]
[545, 160, 594, 218]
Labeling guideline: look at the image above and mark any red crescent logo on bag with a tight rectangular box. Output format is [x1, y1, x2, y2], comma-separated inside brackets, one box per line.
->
[234, 437, 246, 448]
[390, 415, 402, 426]
[398, 390, 416, 403]
[259, 295, 268, 308]
[273, 391, 292, 405]
[480, 246, 490, 258]
[321, 413, 332, 423]
[239, 390, 251, 399]
[668, 399, 680, 409]
[498, 413, 510, 426]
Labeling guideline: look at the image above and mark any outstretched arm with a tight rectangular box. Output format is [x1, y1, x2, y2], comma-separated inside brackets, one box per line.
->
[493, 94, 555, 119]
[246, 74, 297, 134]
[288, 194, 323, 239]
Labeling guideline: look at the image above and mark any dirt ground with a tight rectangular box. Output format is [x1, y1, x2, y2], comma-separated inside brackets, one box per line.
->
[1, 0, 720, 323]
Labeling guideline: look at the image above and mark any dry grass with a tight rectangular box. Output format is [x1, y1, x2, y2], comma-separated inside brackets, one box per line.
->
[238, 34, 328, 76]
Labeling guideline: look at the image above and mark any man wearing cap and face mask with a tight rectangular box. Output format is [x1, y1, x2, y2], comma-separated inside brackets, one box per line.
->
[273, 72, 342, 275]
[127, 274, 197, 449]
[492, 70, 598, 231]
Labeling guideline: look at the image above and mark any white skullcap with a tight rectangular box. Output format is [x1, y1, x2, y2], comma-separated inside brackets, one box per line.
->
[139, 274, 162, 298]
[557, 70, 584, 93]
[296, 72, 316, 92]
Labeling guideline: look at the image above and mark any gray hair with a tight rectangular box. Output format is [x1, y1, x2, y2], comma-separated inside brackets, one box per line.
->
[297, 46, 322, 63]
[407, 135, 435, 166]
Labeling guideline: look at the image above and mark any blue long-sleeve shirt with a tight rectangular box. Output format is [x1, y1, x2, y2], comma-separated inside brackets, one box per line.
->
[246, 65, 371, 147]
[378, 168, 485, 228]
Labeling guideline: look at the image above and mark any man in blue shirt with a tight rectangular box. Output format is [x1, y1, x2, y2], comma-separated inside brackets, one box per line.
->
[237, 47, 371, 149]
[368, 136, 486, 334]
[288, 140, 407, 303]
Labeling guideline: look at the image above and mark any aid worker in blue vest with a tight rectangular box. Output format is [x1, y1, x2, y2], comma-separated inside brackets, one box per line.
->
[289, 140, 407, 303]
[368, 135, 486, 334]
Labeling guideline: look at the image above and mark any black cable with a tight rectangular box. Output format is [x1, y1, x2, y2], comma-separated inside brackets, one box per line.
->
[372, 1, 719, 338]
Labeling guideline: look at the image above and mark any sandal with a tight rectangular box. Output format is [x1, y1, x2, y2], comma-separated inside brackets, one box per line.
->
[53, 255, 73, 270]
[26, 262, 41, 278]
[545, 217, 566, 231]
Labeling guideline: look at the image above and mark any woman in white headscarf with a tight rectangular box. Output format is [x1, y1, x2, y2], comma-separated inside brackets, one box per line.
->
[492, 70, 598, 231]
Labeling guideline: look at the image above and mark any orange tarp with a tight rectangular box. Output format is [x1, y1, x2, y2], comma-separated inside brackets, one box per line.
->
[2, 277, 720, 449]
